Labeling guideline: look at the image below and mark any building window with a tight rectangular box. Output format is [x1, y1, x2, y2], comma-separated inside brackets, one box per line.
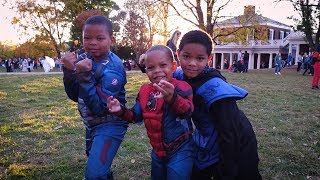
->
[268, 29, 274, 40]
[280, 31, 284, 39]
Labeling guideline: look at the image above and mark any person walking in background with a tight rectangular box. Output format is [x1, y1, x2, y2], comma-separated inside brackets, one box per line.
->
[274, 53, 282, 75]
[297, 52, 303, 72]
[166, 30, 181, 66]
[61, 15, 128, 179]
[302, 52, 313, 76]
[237, 50, 244, 73]
[312, 49, 320, 89]
[108, 45, 195, 180]
[287, 53, 293, 67]
[243, 51, 249, 72]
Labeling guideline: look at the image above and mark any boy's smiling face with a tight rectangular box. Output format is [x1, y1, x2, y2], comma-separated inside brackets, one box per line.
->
[145, 50, 174, 84]
[178, 43, 212, 78]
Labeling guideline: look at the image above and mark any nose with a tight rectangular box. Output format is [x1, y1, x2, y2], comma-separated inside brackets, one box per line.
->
[188, 59, 197, 66]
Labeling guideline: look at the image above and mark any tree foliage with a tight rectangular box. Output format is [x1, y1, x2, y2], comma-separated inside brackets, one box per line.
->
[15, 34, 56, 58]
[119, 0, 168, 60]
[62, 0, 120, 43]
[12, 0, 69, 58]
[0, 42, 15, 59]
[278, 0, 320, 51]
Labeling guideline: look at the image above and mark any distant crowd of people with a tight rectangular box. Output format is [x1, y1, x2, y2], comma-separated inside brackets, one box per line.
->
[0, 57, 62, 72]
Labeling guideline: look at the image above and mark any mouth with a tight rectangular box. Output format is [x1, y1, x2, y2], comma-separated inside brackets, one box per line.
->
[153, 76, 165, 82]
[185, 68, 198, 73]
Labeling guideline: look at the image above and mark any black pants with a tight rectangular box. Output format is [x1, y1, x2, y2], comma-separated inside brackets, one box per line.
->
[297, 62, 302, 72]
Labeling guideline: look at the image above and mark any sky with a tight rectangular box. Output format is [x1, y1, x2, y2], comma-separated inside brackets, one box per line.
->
[0, 0, 299, 45]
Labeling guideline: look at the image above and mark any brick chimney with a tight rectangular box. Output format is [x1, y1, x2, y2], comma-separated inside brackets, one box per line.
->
[244, 5, 255, 16]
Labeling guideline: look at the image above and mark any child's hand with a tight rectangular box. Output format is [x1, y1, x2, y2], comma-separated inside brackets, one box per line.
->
[153, 79, 174, 103]
[107, 96, 121, 113]
[61, 52, 77, 70]
[75, 59, 92, 73]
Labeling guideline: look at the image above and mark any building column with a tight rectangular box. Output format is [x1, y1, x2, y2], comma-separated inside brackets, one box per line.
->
[269, 53, 273, 68]
[248, 52, 252, 69]
[289, 43, 292, 54]
[295, 44, 300, 65]
[213, 53, 216, 68]
[249, 52, 255, 69]
[257, 53, 261, 69]
[221, 53, 224, 70]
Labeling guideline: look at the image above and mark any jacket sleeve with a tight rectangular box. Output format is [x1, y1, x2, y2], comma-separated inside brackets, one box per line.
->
[210, 98, 241, 179]
[77, 67, 126, 116]
[169, 81, 194, 118]
[117, 94, 143, 124]
[63, 67, 79, 102]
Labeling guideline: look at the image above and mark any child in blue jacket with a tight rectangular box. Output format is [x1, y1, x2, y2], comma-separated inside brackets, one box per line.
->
[175, 30, 261, 180]
[61, 15, 128, 179]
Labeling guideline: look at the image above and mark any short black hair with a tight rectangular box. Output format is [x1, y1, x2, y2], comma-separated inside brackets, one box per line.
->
[84, 15, 113, 36]
[146, 45, 174, 62]
[178, 30, 213, 55]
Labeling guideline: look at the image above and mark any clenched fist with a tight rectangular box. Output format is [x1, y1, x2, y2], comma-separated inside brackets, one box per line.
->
[75, 59, 92, 73]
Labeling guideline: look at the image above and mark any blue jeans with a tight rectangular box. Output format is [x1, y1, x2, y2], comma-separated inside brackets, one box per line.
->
[85, 122, 128, 180]
[151, 140, 195, 180]
[275, 65, 282, 73]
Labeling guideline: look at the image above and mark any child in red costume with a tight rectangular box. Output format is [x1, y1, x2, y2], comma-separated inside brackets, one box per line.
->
[312, 51, 320, 89]
[107, 45, 195, 179]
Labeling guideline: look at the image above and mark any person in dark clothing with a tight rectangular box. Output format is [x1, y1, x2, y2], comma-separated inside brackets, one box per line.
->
[166, 30, 181, 66]
[175, 30, 261, 179]
[243, 51, 249, 72]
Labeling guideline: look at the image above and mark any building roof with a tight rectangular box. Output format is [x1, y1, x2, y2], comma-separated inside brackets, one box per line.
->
[216, 6, 292, 30]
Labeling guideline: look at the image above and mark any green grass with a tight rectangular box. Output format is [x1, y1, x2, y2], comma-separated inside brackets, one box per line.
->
[0, 68, 319, 179]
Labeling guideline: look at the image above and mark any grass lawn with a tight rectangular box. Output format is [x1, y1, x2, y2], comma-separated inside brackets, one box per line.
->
[0, 67, 319, 179]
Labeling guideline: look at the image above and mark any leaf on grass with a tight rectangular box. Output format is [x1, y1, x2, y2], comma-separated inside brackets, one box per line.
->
[130, 159, 135, 163]
[54, 125, 63, 130]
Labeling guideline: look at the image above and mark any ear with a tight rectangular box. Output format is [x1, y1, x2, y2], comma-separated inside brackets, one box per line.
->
[172, 61, 177, 72]
[176, 49, 181, 59]
[208, 54, 213, 67]
[111, 36, 116, 44]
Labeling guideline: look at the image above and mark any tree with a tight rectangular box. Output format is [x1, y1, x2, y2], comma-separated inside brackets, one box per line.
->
[0, 42, 15, 59]
[158, 0, 233, 38]
[278, 0, 320, 51]
[15, 35, 56, 58]
[12, 0, 70, 58]
[119, 0, 167, 60]
[62, 0, 120, 43]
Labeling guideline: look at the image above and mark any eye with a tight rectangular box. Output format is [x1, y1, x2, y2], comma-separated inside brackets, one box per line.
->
[146, 66, 154, 71]
[160, 63, 167, 68]
[182, 54, 190, 59]
[97, 37, 105, 41]
[197, 57, 205, 61]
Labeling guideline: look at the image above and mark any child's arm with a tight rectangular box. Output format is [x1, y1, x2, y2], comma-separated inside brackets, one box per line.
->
[61, 52, 79, 102]
[107, 96, 143, 124]
[154, 80, 193, 117]
[76, 58, 127, 116]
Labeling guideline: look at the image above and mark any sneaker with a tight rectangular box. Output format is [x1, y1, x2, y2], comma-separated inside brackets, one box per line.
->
[275, 73, 278, 75]
[278, 72, 281, 75]
[312, 86, 317, 89]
